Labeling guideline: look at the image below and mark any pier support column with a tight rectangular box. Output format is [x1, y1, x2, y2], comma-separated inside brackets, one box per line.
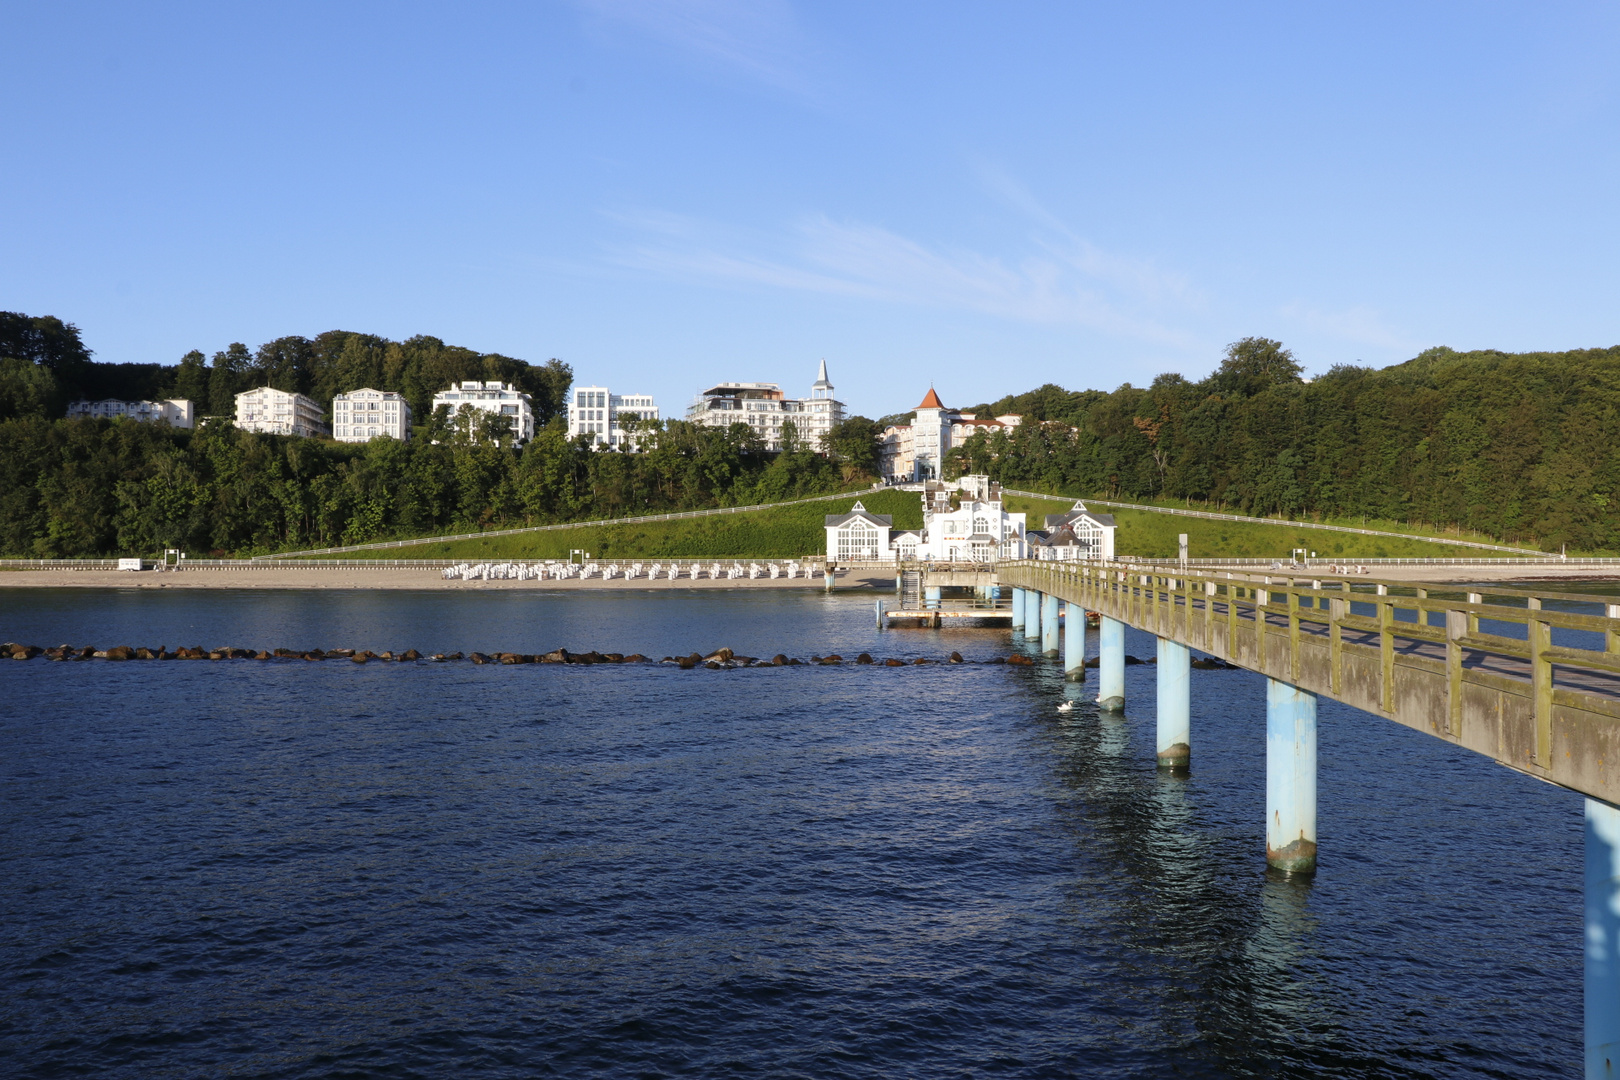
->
[1026, 591, 1043, 643]
[1098, 616, 1125, 712]
[1588, 798, 1620, 1078]
[1041, 593, 1060, 656]
[1156, 638, 1190, 769]
[1011, 587, 1025, 632]
[1064, 604, 1085, 681]
[1266, 678, 1317, 873]
[824, 568, 835, 591]
[925, 585, 941, 610]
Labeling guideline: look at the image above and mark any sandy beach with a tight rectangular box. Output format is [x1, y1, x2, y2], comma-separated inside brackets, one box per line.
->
[0, 567, 900, 591]
[1, 563, 1615, 592]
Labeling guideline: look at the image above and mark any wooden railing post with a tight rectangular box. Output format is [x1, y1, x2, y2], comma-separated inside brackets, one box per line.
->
[1329, 596, 1345, 696]
[1446, 609, 1466, 737]
[1378, 586, 1394, 714]
[1288, 588, 1301, 684]
[1530, 610, 1552, 767]
[1608, 603, 1620, 654]
[1229, 579, 1240, 659]
[1468, 592, 1482, 635]
[1204, 580, 1216, 651]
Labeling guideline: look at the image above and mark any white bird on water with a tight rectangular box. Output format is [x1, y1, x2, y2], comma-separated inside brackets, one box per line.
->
[1056, 701, 1075, 713]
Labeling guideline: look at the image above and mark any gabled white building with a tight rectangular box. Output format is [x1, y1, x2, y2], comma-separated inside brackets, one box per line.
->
[824, 501, 892, 562]
[333, 388, 412, 442]
[913, 476, 1026, 562]
[235, 387, 328, 438]
[1029, 501, 1117, 561]
[431, 381, 535, 445]
[569, 386, 659, 450]
[67, 398, 194, 428]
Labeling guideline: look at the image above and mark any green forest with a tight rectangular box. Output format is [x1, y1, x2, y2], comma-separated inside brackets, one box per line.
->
[0, 313, 878, 557]
[2, 312, 1617, 556]
[953, 337, 1620, 553]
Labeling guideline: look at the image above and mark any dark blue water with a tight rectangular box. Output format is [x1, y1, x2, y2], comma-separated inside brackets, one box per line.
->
[0, 587, 1581, 1078]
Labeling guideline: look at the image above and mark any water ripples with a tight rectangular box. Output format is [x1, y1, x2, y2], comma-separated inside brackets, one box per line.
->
[0, 587, 1582, 1077]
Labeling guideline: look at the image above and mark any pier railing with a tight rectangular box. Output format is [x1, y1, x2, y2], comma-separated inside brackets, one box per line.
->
[998, 560, 1620, 803]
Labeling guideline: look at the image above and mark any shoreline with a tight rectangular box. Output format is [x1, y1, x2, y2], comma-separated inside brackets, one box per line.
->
[0, 567, 899, 591]
[1, 564, 1616, 592]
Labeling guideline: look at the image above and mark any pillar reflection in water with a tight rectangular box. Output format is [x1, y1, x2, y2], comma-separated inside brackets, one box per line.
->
[1588, 797, 1620, 1079]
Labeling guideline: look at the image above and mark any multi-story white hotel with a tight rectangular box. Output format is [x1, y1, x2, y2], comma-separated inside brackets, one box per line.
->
[568, 386, 659, 450]
[332, 388, 412, 442]
[686, 360, 845, 452]
[67, 398, 195, 428]
[234, 387, 329, 438]
[878, 387, 1023, 482]
[431, 381, 535, 444]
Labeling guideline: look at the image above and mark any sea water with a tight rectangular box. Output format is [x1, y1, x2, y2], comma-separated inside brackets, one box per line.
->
[0, 587, 1582, 1077]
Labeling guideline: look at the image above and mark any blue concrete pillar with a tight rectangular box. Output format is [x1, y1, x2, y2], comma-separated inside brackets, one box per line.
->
[1025, 591, 1043, 642]
[1266, 677, 1317, 873]
[924, 585, 941, 610]
[1156, 638, 1190, 769]
[1098, 616, 1125, 712]
[1064, 604, 1085, 681]
[1041, 593, 1060, 656]
[1011, 587, 1025, 631]
[824, 569, 835, 591]
[1587, 798, 1620, 1078]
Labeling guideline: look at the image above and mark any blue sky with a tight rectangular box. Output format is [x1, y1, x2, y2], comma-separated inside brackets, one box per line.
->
[5, 1, 1618, 419]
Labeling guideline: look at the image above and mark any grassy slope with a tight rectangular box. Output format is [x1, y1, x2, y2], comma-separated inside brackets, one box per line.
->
[1065, 493, 1527, 551]
[1002, 495, 1511, 560]
[355, 490, 925, 561]
[333, 488, 1497, 562]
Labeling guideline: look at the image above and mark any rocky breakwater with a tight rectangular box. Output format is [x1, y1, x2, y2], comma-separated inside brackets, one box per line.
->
[6, 641, 1194, 670]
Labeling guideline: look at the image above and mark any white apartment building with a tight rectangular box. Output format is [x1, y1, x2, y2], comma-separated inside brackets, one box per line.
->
[67, 398, 194, 428]
[332, 388, 412, 442]
[568, 386, 659, 450]
[878, 388, 1023, 482]
[431, 381, 535, 444]
[234, 387, 329, 438]
[686, 360, 845, 452]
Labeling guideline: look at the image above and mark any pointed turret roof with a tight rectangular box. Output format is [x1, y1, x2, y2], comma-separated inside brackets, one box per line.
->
[916, 387, 946, 410]
[814, 358, 831, 385]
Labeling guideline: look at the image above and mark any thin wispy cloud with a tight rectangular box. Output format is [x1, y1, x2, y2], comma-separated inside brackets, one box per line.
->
[573, 0, 817, 96]
[1278, 302, 1422, 355]
[978, 165, 1200, 308]
[604, 204, 1206, 350]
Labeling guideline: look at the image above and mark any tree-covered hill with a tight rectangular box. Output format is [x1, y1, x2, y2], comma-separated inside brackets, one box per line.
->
[955, 338, 1620, 553]
[0, 313, 573, 428]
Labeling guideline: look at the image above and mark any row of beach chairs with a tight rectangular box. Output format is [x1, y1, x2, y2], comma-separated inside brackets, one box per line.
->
[440, 561, 816, 582]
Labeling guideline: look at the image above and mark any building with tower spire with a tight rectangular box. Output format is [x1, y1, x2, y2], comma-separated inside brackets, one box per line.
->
[878, 388, 1024, 482]
[685, 359, 846, 452]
